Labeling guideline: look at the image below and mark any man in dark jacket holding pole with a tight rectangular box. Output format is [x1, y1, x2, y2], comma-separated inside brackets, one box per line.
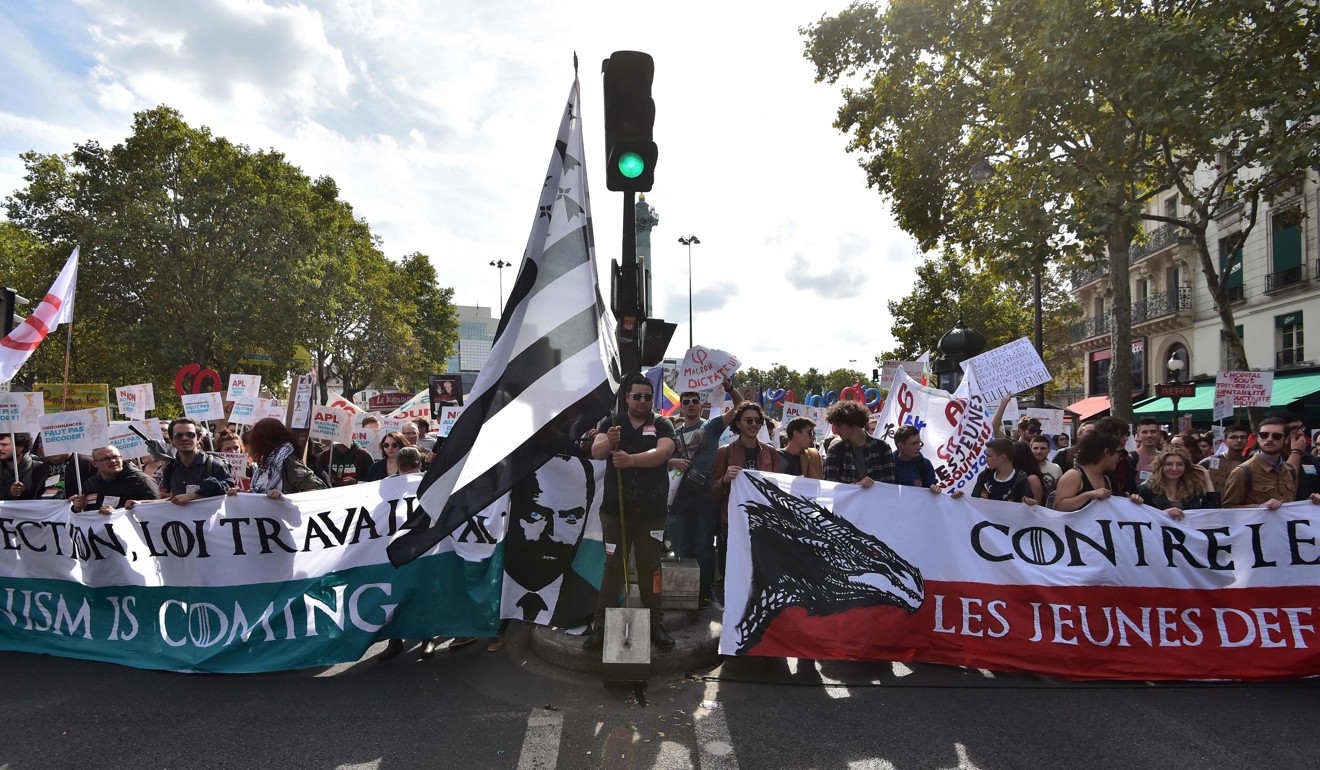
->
[69, 446, 160, 514]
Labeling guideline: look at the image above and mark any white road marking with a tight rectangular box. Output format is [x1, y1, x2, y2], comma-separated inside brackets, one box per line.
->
[694, 699, 739, 770]
[890, 661, 914, 678]
[848, 760, 898, 769]
[814, 660, 852, 699]
[516, 708, 563, 770]
[977, 668, 995, 678]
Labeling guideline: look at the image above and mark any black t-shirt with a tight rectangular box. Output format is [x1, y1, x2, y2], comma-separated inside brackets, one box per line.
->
[744, 447, 761, 469]
[972, 468, 1029, 502]
[779, 449, 802, 476]
[597, 412, 675, 519]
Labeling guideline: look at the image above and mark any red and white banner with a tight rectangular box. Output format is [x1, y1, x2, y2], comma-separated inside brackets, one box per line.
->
[0, 247, 78, 383]
[722, 471, 1320, 681]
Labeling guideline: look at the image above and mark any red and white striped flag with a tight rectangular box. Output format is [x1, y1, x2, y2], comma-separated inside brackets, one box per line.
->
[0, 247, 79, 383]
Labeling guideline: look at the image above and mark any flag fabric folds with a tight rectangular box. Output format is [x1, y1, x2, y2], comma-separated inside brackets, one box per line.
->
[388, 78, 620, 567]
[645, 366, 680, 416]
[0, 247, 79, 383]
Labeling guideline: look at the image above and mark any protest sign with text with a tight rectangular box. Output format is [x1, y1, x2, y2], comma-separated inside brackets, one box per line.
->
[678, 346, 741, 397]
[437, 405, 465, 437]
[226, 374, 262, 401]
[0, 391, 45, 434]
[36, 383, 109, 414]
[227, 396, 262, 426]
[874, 368, 997, 495]
[108, 421, 154, 459]
[40, 408, 108, 455]
[180, 392, 225, 422]
[288, 374, 315, 429]
[1022, 408, 1065, 436]
[781, 402, 829, 443]
[386, 391, 433, 423]
[1213, 392, 1235, 422]
[1215, 371, 1274, 408]
[114, 384, 153, 418]
[961, 338, 1051, 399]
[310, 405, 355, 444]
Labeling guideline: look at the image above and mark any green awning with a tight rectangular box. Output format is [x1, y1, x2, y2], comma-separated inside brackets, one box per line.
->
[1134, 372, 1320, 419]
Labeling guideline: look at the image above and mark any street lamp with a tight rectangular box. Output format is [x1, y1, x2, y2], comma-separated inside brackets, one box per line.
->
[1167, 353, 1185, 382]
[678, 235, 700, 349]
[490, 259, 511, 310]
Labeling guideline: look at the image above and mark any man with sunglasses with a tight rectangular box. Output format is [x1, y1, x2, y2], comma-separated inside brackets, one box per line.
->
[1223, 416, 1320, 508]
[583, 374, 677, 651]
[666, 378, 741, 609]
[154, 417, 233, 505]
[69, 447, 159, 514]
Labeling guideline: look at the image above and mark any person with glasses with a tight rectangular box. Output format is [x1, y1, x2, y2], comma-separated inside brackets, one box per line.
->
[824, 400, 895, 487]
[583, 374, 677, 652]
[1223, 416, 1320, 508]
[1200, 422, 1250, 492]
[1014, 416, 1042, 443]
[154, 417, 233, 505]
[69, 446, 159, 514]
[1093, 416, 1137, 496]
[666, 378, 741, 610]
[365, 431, 409, 481]
[780, 416, 825, 480]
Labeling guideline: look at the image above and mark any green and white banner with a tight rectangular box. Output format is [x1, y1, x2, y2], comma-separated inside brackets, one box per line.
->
[0, 475, 505, 673]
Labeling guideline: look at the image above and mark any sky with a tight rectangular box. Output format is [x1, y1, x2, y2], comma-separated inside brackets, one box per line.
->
[0, 0, 923, 375]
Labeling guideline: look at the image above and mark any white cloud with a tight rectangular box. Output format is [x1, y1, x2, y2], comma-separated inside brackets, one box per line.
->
[2, 0, 925, 373]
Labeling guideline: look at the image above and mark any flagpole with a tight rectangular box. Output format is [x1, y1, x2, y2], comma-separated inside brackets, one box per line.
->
[60, 321, 73, 412]
[9, 432, 17, 486]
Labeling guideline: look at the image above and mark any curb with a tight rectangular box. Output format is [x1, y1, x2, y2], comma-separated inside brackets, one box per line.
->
[529, 606, 723, 675]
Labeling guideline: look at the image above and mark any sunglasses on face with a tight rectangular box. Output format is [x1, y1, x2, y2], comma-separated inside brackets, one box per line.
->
[681, 398, 701, 406]
[741, 417, 764, 425]
[173, 432, 197, 439]
[382, 442, 401, 449]
[628, 393, 653, 402]
[1259, 431, 1286, 440]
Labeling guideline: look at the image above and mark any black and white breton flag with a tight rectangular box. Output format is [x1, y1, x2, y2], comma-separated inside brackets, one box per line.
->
[388, 77, 620, 567]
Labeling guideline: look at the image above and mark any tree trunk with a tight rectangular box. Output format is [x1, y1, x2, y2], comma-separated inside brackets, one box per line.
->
[1107, 222, 1135, 423]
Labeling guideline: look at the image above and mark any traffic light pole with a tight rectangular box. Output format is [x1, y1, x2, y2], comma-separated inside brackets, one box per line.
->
[616, 191, 642, 375]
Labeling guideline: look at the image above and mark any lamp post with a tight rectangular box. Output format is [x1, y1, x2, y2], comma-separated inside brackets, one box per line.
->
[489, 259, 510, 310]
[678, 235, 700, 349]
[1165, 353, 1188, 431]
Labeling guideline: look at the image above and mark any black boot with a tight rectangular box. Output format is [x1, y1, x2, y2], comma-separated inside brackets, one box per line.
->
[582, 625, 605, 651]
[651, 623, 675, 650]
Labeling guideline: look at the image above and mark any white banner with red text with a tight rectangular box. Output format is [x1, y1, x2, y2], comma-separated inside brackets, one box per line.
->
[721, 471, 1320, 681]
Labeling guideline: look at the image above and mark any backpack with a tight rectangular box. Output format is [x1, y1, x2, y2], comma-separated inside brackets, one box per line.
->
[282, 456, 328, 493]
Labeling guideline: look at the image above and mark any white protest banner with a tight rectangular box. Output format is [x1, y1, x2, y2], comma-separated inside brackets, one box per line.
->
[310, 404, 354, 444]
[962, 337, 1051, 399]
[289, 374, 315, 429]
[327, 396, 365, 415]
[114, 384, 152, 418]
[1023, 408, 1064, 436]
[1213, 392, 1234, 423]
[180, 391, 225, 422]
[0, 391, 45, 434]
[39, 408, 108, 455]
[874, 368, 997, 495]
[437, 405, 465, 437]
[1216, 371, 1273, 408]
[227, 396, 262, 426]
[108, 421, 153, 459]
[386, 391, 432, 423]
[678, 345, 741, 397]
[226, 374, 262, 401]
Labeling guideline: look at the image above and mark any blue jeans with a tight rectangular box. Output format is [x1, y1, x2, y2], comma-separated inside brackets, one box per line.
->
[667, 484, 717, 599]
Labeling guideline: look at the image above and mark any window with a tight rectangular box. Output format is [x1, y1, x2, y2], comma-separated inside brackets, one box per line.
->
[1131, 339, 1146, 392]
[1089, 353, 1110, 397]
[1219, 236, 1244, 302]
[1268, 209, 1304, 291]
[1222, 324, 1245, 370]
[1163, 197, 1178, 221]
[1277, 312, 1304, 367]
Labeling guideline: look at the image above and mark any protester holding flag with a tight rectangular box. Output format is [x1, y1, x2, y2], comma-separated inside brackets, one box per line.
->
[69, 446, 158, 514]
[0, 433, 48, 500]
[583, 375, 676, 652]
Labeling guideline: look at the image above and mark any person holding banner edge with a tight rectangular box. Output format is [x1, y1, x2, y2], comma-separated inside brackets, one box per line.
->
[0, 433, 48, 500]
[147, 417, 233, 506]
[69, 446, 158, 514]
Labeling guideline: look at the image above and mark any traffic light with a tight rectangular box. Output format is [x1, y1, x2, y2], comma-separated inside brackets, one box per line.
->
[639, 318, 676, 368]
[602, 51, 657, 192]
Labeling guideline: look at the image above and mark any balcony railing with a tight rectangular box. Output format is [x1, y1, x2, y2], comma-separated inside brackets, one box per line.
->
[1132, 287, 1192, 323]
[1131, 224, 1191, 261]
[1069, 314, 1111, 343]
[1071, 265, 1109, 288]
[1278, 348, 1305, 367]
[1265, 264, 1306, 293]
[1226, 284, 1245, 303]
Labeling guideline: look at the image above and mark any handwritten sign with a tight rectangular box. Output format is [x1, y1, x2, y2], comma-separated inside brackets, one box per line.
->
[678, 346, 741, 396]
[1215, 371, 1273, 408]
[1022, 408, 1065, 436]
[437, 405, 465, 437]
[216, 452, 250, 490]
[228, 396, 262, 426]
[40, 408, 108, 455]
[961, 338, 1051, 399]
[226, 374, 262, 401]
[310, 405, 354, 444]
[873, 368, 998, 495]
[181, 392, 226, 422]
[0, 391, 45, 433]
[115, 383, 153, 418]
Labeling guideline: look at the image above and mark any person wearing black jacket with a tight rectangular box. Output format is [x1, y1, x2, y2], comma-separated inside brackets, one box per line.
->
[1130, 447, 1220, 521]
[0, 433, 48, 500]
[69, 447, 160, 514]
[149, 418, 233, 506]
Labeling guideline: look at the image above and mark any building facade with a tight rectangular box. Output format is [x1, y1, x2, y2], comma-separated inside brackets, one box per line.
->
[1069, 172, 1318, 416]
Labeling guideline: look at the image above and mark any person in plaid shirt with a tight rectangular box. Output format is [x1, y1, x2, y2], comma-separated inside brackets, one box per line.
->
[824, 400, 895, 488]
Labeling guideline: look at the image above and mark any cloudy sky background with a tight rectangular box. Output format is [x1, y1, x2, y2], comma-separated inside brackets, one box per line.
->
[0, 0, 923, 373]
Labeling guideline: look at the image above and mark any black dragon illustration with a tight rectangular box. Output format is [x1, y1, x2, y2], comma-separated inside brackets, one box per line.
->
[734, 473, 925, 654]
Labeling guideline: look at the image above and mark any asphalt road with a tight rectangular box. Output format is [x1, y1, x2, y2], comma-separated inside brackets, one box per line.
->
[3, 626, 1319, 769]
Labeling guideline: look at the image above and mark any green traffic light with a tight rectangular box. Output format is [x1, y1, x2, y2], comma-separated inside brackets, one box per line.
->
[618, 152, 645, 178]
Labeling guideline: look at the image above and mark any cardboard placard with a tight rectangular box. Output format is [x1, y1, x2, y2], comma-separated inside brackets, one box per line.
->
[1213, 391, 1234, 422]
[289, 375, 315, 430]
[181, 392, 226, 422]
[35, 383, 109, 414]
[961, 338, 1052, 399]
[228, 397, 262, 426]
[309, 405, 354, 444]
[108, 420, 153, 459]
[0, 391, 45, 434]
[1215, 371, 1273, 408]
[1022, 408, 1065, 436]
[226, 374, 262, 401]
[437, 404, 465, 437]
[677, 346, 742, 396]
[40, 408, 109, 455]
[115, 383, 153, 418]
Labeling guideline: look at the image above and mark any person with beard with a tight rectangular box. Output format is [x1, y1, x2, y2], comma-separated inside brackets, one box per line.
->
[501, 454, 598, 628]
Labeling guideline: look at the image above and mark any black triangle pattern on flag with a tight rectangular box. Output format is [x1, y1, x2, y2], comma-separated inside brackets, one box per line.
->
[388, 78, 620, 567]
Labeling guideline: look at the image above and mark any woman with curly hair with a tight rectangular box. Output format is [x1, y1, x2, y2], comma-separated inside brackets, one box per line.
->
[1129, 446, 1219, 521]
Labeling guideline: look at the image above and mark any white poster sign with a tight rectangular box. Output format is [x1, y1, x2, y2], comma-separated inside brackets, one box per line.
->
[1213, 391, 1235, 422]
[310, 405, 354, 444]
[180, 392, 225, 422]
[115, 384, 152, 418]
[438, 405, 465, 437]
[962, 337, 1051, 399]
[226, 374, 262, 401]
[228, 396, 262, 426]
[352, 426, 384, 460]
[1216, 371, 1273, 408]
[1022, 408, 1065, 436]
[677, 346, 742, 396]
[0, 391, 45, 433]
[39, 408, 108, 455]
[108, 421, 153, 459]
[781, 402, 829, 443]
[290, 375, 315, 430]
[873, 368, 998, 495]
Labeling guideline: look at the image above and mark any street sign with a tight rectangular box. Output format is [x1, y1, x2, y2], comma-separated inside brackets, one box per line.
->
[1156, 383, 1197, 399]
